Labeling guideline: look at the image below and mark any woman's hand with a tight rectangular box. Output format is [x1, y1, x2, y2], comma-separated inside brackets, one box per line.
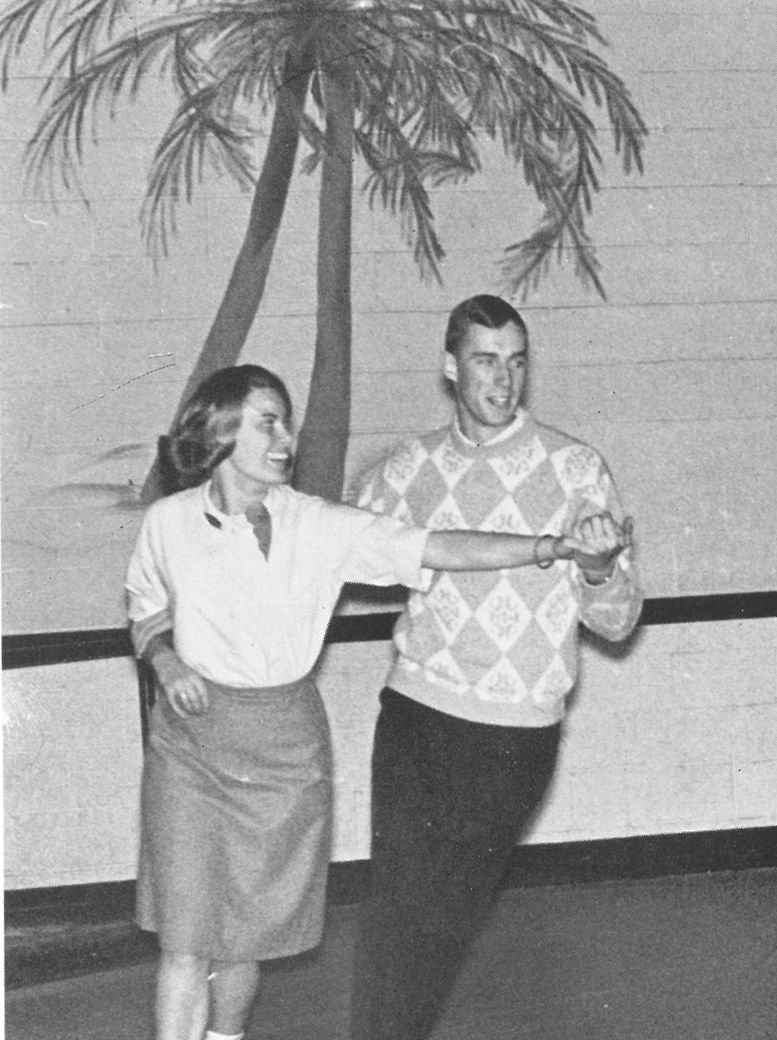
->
[145, 635, 210, 717]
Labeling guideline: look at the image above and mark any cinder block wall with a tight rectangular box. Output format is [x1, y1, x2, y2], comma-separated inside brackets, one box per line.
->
[3, 0, 776, 888]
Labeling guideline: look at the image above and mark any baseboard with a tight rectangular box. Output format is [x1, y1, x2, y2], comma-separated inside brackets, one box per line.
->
[499, 825, 777, 887]
[6, 826, 777, 990]
[325, 825, 777, 902]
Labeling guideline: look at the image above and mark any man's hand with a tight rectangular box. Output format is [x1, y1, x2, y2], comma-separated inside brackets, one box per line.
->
[565, 512, 633, 584]
[145, 635, 210, 717]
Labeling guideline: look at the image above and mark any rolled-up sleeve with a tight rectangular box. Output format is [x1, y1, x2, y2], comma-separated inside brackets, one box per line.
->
[323, 503, 431, 591]
[125, 508, 173, 655]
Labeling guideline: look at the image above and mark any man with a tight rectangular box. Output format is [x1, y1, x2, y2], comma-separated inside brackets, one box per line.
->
[350, 295, 642, 1040]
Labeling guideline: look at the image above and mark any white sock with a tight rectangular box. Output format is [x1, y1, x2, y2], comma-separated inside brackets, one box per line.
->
[204, 1032, 244, 1040]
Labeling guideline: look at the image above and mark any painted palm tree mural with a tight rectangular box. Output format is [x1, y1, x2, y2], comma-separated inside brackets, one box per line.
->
[0, 0, 646, 504]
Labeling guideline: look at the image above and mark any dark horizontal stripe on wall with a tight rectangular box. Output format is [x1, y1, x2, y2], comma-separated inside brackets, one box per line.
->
[639, 590, 777, 626]
[3, 627, 133, 670]
[500, 824, 777, 889]
[325, 824, 777, 903]
[6, 826, 777, 989]
[3, 590, 776, 670]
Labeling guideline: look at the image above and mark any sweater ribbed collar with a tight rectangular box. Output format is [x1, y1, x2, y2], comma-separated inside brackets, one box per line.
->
[450, 408, 535, 457]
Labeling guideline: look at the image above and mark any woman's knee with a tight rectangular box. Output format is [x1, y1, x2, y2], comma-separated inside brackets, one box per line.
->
[159, 950, 211, 979]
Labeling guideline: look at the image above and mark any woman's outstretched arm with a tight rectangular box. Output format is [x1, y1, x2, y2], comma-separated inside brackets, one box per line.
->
[422, 516, 632, 573]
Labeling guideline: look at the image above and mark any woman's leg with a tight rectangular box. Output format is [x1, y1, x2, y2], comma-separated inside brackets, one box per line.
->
[209, 960, 262, 1035]
[155, 954, 261, 1040]
[155, 952, 210, 1040]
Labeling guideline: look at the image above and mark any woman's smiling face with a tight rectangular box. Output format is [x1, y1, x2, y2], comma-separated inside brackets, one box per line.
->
[219, 387, 294, 491]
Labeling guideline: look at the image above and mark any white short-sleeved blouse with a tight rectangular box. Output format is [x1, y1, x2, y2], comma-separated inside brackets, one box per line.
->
[125, 482, 429, 687]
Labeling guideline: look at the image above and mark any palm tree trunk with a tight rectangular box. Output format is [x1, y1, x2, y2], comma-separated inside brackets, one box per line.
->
[140, 45, 313, 503]
[292, 54, 354, 501]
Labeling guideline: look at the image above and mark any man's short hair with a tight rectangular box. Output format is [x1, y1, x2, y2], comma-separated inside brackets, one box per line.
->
[168, 364, 292, 486]
[444, 294, 528, 355]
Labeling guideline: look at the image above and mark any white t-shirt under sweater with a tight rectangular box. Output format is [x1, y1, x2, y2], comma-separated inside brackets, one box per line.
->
[355, 410, 643, 727]
[125, 481, 430, 688]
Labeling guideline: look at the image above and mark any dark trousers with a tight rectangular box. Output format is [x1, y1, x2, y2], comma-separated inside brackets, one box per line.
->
[350, 688, 561, 1040]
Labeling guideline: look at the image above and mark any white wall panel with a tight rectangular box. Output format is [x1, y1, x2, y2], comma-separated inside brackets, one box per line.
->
[1, 0, 775, 886]
[3, 659, 144, 889]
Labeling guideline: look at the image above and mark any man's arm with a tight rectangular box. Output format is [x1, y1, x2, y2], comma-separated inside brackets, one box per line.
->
[554, 450, 643, 641]
[570, 511, 642, 642]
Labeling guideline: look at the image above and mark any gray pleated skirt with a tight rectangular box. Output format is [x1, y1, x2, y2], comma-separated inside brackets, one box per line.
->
[136, 674, 333, 961]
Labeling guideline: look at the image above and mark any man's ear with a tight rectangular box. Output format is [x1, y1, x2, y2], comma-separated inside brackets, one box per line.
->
[443, 351, 458, 382]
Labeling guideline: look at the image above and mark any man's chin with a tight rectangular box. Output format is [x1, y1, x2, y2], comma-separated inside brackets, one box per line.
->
[485, 408, 516, 426]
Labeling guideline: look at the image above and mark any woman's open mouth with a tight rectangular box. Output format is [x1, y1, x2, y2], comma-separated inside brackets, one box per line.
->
[267, 452, 291, 470]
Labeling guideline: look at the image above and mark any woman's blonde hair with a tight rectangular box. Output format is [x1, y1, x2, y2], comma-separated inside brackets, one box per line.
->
[168, 365, 292, 486]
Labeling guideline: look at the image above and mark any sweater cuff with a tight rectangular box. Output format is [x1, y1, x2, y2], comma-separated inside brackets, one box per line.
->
[575, 558, 642, 641]
[580, 563, 617, 587]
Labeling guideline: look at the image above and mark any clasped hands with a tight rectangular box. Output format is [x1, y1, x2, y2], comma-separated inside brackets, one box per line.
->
[540, 511, 634, 583]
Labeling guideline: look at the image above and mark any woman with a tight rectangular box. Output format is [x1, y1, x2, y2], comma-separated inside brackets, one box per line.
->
[125, 364, 614, 1040]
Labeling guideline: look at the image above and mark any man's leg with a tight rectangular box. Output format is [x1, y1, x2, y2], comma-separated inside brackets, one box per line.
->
[350, 689, 560, 1040]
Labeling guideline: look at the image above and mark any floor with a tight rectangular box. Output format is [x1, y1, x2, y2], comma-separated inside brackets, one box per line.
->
[7, 869, 777, 1040]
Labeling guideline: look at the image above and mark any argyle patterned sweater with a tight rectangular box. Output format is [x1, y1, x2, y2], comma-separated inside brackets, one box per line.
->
[355, 411, 643, 727]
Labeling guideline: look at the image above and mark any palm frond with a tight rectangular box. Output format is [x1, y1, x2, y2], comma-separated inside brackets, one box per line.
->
[0, 0, 43, 89]
[141, 79, 256, 260]
[351, 0, 646, 297]
[23, 28, 171, 197]
[3, 0, 647, 297]
[47, 0, 132, 88]
[499, 190, 604, 301]
[19, 3, 279, 198]
[355, 115, 452, 284]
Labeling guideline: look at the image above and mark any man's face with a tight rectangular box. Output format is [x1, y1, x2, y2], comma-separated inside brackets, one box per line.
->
[221, 387, 294, 491]
[444, 321, 528, 443]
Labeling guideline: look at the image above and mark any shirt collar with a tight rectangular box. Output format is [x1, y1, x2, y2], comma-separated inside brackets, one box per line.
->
[455, 407, 527, 448]
[202, 481, 232, 527]
[201, 481, 280, 529]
